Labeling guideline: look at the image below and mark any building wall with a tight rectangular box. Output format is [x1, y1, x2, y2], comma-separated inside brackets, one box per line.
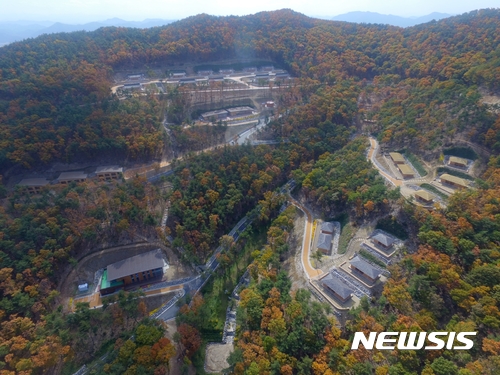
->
[416, 196, 433, 204]
[325, 287, 349, 303]
[318, 246, 330, 255]
[373, 239, 390, 249]
[26, 186, 43, 194]
[59, 179, 85, 185]
[441, 178, 466, 189]
[97, 172, 122, 181]
[120, 267, 163, 286]
[351, 265, 376, 283]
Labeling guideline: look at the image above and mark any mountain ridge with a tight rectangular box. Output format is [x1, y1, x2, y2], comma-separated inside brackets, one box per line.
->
[330, 11, 453, 27]
[0, 18, 175, 45]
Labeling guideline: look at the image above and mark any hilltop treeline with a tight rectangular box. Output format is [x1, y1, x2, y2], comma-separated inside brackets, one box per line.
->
[1, 9, 500, 169]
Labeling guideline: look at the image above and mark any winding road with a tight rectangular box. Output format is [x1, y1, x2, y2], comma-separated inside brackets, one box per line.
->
[288, 196, 323, 279]
[368, 137, 403, 187]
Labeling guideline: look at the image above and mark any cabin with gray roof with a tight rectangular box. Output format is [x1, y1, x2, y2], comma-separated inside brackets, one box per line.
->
[317, 233, 333, 254]
[321, 274, 354, 303]
[320, 222, 335, 234]
[350, 255, 382, 283]
[371, 233, 395, 249]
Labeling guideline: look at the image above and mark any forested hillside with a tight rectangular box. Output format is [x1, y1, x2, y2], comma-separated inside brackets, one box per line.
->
[1, 9, 499, 169]
[0, 7, 500, 375]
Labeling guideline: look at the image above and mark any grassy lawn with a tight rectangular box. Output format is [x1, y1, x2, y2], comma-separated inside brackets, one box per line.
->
[201, 229, 266, 334]
[437, 167, 475, 181]
[359, 249, 386, 268]
[338, 222, 355, 255]
[420, 183, 449, 200]
[404, 152, 427, 176]
[375, 216, 409, 240]
[443, 146, 478, 160]
[192, 227, 267, 373]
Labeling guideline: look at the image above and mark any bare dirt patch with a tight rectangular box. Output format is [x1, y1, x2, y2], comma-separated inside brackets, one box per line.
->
[205, 343, 233, 373]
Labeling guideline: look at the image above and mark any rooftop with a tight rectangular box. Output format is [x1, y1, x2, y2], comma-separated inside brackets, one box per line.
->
[398, 164, 414, 175]
[449, 156, 468, 166]
[322, 275, 354, 300]
[57, 171, 88, 181]
[371, 233, 395, 247]
[441, 174, 468, 187]
[202, 109, 228, 117]
[415, 190, 435, 202]
[96, 165, 123, 174]
[350, 255, 382, 279]
[101, 269, 124, 290]
[320, 222, 335, 233]
[107, 249, 164, 281]
[317, 232, 333, 251]
[18, 178, 50, 187]
[389, 152, 405, 163]
[227, 106, 254, 113]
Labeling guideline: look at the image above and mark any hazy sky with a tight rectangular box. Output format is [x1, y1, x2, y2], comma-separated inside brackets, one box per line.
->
[1, 0, 499, 23]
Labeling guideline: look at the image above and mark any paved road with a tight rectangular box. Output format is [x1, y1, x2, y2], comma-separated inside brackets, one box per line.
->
[368, 137, 403, 187]
[288, 196, 323, 279]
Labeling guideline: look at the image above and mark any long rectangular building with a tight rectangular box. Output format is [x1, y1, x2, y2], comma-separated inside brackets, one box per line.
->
[201, 109, 228, 121]
[389, 152, 405, 164]
[96, 166, 123, 181]
[18, 178, 50, 194]
[441, 174, 468, 189]
[398, 164, 415, 178]
[227, 107, 254, 117]
[57, 171, 87, 185]
[100, 249, 165, 295]
[448, 156, 468, 168]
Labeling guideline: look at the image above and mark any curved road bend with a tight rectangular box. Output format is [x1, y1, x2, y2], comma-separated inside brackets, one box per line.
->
[288, 196, 323, 279]
[368, 137, 403, 187]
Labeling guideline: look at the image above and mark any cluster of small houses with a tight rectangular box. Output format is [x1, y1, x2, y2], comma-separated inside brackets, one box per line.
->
[389, 151, 471, 206]
[120, 66, 290, 91]
[17, 165, 123, 194]
[316, 223, 399, 308]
